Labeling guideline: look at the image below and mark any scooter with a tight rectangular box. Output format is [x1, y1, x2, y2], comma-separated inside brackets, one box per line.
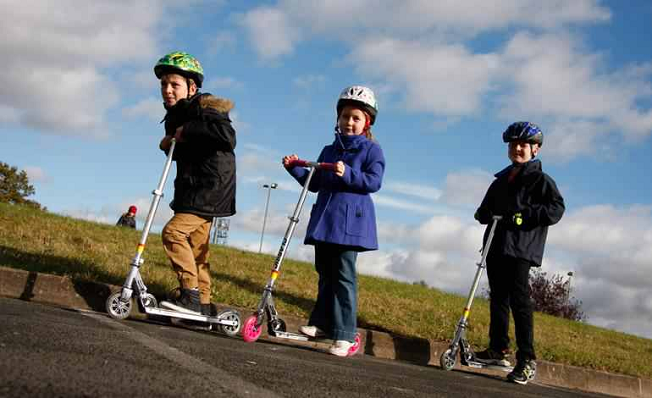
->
[241, 159, 362, 356]
[440, 216, 512, 371]
[105, 139, 241, 337]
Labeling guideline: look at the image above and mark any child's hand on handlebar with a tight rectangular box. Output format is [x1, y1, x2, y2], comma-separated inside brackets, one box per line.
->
[160, 135, 172, 151]
[159, 126, 185, 151]
[282, 154, 299, 168]
[335, 161, 345, 177]
[174, 126, 184, 142]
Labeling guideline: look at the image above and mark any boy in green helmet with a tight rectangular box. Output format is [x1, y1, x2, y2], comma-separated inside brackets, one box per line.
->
[155, 51, 237, 316]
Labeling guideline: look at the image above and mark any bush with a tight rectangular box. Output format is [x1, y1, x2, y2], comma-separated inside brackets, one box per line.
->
[530, 269, 585, 321]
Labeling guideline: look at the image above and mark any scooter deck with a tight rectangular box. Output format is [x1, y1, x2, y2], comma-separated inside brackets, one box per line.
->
[145, 307, 238, 326]
[270, 330, 362, 346]
[463, 360, 513, 372]
[269, 331, 311, 341]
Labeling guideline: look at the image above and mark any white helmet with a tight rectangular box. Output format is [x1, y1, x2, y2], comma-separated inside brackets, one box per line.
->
[337, 85, 378, 125]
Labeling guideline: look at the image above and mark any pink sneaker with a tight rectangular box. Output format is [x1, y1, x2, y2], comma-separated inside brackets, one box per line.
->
[329, 340, 354, 357]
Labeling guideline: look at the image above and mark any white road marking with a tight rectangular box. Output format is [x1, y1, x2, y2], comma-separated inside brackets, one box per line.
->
[83, 311, 281, 398]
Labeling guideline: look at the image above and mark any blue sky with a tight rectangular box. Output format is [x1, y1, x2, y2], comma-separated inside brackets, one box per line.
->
[2, 0, 652, 339]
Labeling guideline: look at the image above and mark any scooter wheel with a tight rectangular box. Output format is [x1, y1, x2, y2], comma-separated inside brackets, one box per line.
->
[440, 348, 457, 371]
[217, 309, 241, 337]
[242, 314, 263, 343]
[348, 333, 362, 356]
[106, 292, 131, 320]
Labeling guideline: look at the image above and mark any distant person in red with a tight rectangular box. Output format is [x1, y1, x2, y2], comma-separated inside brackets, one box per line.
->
[116, 205, 137, 229]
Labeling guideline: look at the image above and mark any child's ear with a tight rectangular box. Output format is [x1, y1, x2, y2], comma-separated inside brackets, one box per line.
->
[532, 144, 540, 156]
[189, 80, 198, 95]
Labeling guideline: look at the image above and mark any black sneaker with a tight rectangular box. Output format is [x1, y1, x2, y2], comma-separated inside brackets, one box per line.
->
[160, 288, 201, 314]
[474, 348, 511, 367]
[507, 359, 536, 385]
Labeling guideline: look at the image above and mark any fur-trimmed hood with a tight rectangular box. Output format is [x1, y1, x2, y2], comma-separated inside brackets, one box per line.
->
[199, 94, 234, 113]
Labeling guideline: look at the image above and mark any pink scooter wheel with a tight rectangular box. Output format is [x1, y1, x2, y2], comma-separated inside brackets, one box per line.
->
[348, 333, 362, 356]
[242, 314, 263, 343]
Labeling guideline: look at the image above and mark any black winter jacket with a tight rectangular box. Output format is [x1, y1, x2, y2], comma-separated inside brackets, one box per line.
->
[476, 159, 564, 267]
[162, 93, 236, 218]
[116, 213, 136, 229]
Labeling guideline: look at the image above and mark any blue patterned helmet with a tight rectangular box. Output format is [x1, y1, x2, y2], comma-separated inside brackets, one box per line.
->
[502, 122, 543, 147]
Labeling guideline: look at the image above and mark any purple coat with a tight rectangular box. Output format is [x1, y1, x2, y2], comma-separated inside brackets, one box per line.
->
[287, 134, 385, 251]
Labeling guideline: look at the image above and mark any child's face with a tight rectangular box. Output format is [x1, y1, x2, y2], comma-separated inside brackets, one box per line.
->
[337, 106, 368, 136]
[508, 140, 539, 164]
[160, 73, 196, 107]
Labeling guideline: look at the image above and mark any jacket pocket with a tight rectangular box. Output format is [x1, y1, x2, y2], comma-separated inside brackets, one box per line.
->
[345, 204, 366, 237]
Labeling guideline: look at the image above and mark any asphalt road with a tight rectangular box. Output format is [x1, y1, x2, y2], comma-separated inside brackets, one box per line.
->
[0, 298, 609, 398]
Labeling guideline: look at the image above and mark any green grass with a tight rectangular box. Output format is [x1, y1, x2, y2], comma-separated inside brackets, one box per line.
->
[2, 202, 651, 378]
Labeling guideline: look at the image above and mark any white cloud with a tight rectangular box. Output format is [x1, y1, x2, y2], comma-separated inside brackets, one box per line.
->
[208, 31, 237, 54]
[23, 166, 51, 183]
[383, 181, 442, 201]
[122, 98, 165, 122]
[494, 32, 652, 162]
[353, 38, 501, 117]
[240, 0, 609, 61]
[235, 2, 651, 162]
[293, 74, 327, 89]
[205, 77, 243, 90]
[439, 169, 494, 207]
[238, 6, 300, 60]
[0, 0, 165, 136]
[373, 194, 438, 215]
[373, 170, 493, 215]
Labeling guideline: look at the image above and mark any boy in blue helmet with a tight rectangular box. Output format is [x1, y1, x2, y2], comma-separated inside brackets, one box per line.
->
[473, 122, 565, 385]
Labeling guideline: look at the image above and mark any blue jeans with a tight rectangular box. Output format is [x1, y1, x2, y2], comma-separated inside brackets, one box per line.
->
[308, 243, 358, 342]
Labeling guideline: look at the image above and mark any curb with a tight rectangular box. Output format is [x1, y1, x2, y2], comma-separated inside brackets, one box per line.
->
[1, 266, 649, 397]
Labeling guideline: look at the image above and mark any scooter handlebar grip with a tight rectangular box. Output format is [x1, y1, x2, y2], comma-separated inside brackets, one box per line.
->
[287, 159, 337, 172]
[288, 159, 309, 168]
[318, 162, 337, 171]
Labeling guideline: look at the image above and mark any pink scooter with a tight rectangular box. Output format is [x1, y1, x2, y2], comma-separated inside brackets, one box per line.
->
[241, 159, 361, 356]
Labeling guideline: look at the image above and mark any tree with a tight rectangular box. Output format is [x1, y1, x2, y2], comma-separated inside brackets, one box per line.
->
[529, 269, 585, 321]
[0, 161, 44, 210]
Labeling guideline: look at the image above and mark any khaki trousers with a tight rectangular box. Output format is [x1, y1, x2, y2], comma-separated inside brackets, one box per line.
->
[162, 213, 212, 304]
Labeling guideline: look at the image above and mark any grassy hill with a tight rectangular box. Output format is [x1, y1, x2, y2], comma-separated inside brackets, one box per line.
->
[1, 202, 651, 379]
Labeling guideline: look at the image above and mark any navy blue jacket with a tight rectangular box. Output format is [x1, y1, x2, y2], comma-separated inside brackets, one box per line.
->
[476, 159, 565, 267]
[287, 134, 385, 251]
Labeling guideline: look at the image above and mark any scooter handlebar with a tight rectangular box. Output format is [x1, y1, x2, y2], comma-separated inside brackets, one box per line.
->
[288, 159, 337, 171]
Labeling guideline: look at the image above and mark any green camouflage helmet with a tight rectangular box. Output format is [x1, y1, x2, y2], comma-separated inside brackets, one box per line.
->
[154, 51, 204, 88]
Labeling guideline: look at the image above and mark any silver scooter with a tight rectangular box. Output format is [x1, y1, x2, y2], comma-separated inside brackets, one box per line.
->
[440, 216, 512, 371]
[105, 139, 241, 336]
[241, 159, 361, 356]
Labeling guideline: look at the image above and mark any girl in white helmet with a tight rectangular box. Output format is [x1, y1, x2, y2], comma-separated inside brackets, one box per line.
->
[282, 85, 385, 356]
